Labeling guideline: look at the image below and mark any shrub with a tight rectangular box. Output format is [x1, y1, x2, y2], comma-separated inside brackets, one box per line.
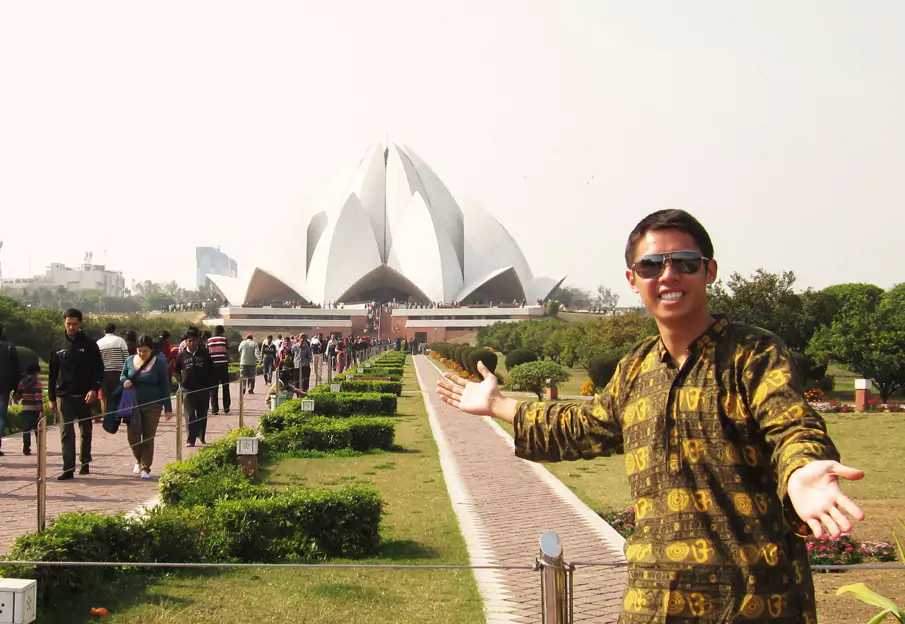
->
[260, 393, 398, 432]
[457, 346, 475, 372]
[467, 348, 498, 376]
[160, 464, 270, 507]
[265, 417, 396, 453]
[430, 343, 451, 359]
[15, 345, 38, 371]
[586, 351, 623, 389]
[508, 361, 570, 399]
[599, 507, 635, 539]
[340, 379, 402, 396]
[806, 533, 864, 566]
[580, 379, 595, 396]
[505, 348, 537, 371]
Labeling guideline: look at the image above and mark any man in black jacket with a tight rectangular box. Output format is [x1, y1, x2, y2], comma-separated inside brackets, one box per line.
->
[174, 328, 214, 447]
[48, 308, 103, 479]
[0, 323, 22, 457]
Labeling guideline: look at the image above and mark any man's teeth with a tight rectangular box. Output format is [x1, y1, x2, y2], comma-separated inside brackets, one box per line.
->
[661, 292, 684, 301]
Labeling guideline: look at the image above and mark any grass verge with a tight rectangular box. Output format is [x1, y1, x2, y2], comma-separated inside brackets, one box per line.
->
[40, 356, 484, 624]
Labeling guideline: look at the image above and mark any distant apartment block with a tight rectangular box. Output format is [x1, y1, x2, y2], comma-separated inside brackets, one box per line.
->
[1, 261, 126, 297]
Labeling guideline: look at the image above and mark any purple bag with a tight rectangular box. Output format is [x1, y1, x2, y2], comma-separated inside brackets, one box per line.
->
[116, 386, 137, 424]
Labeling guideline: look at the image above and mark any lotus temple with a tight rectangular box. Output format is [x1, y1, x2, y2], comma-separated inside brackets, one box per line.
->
[204, 140, 564, 343]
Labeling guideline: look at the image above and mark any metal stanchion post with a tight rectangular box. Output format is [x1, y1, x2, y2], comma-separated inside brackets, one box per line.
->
[539, 531, 568, 624]
[176, 389, 184, 461]
[36, 412, 47, 532]
[239, 373, 245, 428]
[327, 357, 333, 383]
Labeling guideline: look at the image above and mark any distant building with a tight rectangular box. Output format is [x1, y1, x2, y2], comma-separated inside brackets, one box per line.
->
[45, 262, 126, 297]
[196, 247, 238, 290]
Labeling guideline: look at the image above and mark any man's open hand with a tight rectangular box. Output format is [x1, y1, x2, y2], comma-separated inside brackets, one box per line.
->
[788, 460, 865, 539]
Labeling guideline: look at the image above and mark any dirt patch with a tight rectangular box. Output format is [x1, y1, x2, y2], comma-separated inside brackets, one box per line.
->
[815, 566, 905, 623]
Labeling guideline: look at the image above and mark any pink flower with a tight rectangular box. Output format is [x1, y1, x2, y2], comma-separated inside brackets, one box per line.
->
[200, 531, 206, 536]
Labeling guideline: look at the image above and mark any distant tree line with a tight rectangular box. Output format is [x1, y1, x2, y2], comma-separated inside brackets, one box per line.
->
[480, 270, 905, 401]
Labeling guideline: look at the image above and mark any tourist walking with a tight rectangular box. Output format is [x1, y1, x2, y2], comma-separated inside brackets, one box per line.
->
[175, 329, 213, 447]
[438, 209, 866, 623]
[13, 363, 42, 456]
[261, 335, 277, 384]
[238, 334, 260, 394]
[293, 334, 312, 392]
[96, 323, 129, 419]
[48, 308, 104, 479]
[121, 336, 173, 478]
[0, 323, 21, 456]
[206, 325, 230, 414]
[310, 333, 325, 386]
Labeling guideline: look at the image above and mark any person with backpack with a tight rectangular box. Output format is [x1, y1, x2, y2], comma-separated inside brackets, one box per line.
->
[13, 362, 42, 456]
[261, 335, 277, 384]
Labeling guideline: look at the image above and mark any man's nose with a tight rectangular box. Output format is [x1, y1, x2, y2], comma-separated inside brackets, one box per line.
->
[660, 259, 682, 282]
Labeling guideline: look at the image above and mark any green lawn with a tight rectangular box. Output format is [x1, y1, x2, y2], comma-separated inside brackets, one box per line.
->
[41, 357, 484, 624]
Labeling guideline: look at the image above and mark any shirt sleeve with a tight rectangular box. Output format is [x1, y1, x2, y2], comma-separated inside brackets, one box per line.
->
[89, 341, 104, 391]
[743, 338, 841, 525]
[48, 346, 59, 402]
[513, 377, 623, 462]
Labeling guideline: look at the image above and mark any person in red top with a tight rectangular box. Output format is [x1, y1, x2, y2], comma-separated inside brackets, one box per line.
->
[13, 362, 43, 456]
[157, 331, 178, 378]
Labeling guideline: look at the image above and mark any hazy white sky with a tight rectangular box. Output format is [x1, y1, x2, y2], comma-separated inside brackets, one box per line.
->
[1, 1, 903, 306]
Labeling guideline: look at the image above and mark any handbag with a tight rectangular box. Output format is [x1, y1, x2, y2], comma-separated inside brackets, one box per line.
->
[102, 357, 155, 434]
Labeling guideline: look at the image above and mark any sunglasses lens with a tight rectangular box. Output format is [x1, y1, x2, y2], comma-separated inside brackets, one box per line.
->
[670, 251, 703, 274]
[634, 255, 665, 278]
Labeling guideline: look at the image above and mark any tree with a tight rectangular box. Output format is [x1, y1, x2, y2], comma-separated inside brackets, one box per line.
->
[549, 285, 592, 309]
[594, 285, 620, 313]
[508, 361, 571, 399]
[807, 290, 905, 402]
[545, 300, 561, 317]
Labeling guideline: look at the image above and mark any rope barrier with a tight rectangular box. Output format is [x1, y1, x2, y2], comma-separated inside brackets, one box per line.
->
[0, 561, 537, 570]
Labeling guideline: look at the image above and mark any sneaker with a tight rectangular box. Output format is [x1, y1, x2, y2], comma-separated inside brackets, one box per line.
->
[140, 469, 151, 479]
[79, 465, 90, 475]
[224, 409, 230, 414]
[57, 472, 74, 481]
[23, 449, 31, 456]
[133, 464, 141, 474]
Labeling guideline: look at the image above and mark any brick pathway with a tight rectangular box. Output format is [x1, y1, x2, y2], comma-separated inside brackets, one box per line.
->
[0, 377, 269, 554]
[414, 355, 628, 623]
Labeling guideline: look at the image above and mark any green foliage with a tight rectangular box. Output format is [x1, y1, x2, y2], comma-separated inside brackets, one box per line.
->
[586, 352, 623, 389]
[549, 285, 592, 309]
[260, 393, 398, 432]
[835, 582, 905, 623]
[466, 349, 498, 375]
[808, 289, 905, 401]
[264, 416, 396, 453]
[505, 348, 538, 371]
[339, 379, 403, 396]
[544, 300, 561, 317]
[430, 342, 452, 358]
[508, 360, 571, 399]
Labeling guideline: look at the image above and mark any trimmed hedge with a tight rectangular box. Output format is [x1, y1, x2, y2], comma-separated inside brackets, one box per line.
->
[340, 379, 402, 396]
[266, 417, 396, 453]
[0, 486, 382, 603]
[587, 351, 623, 390]
[260, 393, 398, 432]
[505, 348, 537, 371]
[466, 348, 498, 375]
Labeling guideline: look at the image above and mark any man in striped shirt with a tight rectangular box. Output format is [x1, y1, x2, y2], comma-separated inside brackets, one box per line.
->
[206, 325, 230, 414]
[96, 323, 129, 418]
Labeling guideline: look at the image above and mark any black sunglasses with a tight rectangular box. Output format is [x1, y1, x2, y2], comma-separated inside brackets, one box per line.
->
[631, 250, 709, 279]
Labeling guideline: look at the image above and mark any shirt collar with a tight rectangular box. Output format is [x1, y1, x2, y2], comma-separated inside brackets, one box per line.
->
[655, 314, 731, 364]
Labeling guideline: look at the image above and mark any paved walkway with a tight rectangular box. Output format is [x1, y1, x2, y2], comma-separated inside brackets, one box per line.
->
[414, 355, 627, 623]
[0, 377, 269, 554]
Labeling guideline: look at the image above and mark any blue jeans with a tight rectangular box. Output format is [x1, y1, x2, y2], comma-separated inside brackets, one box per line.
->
[263, 358, 275, 383]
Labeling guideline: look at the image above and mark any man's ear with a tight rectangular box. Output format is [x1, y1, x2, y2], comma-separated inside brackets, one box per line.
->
[706, 259, 718, 285]
[626, 269, 640, 294]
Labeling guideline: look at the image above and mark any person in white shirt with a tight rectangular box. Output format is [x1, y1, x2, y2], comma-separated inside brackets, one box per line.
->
[96, 323, 129, 417]
[237, 334, 260, 394]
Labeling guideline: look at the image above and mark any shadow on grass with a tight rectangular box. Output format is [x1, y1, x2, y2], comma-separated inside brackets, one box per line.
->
[386, 445, 422, 455]
[378, 539, 441, 560]
[39, 569, 212, 623]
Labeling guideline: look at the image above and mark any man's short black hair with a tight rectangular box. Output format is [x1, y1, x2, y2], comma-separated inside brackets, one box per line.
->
[215, 325, 225, 335]
[185, 328, 200, 340]
[26, 362, 41, 375]
[624, 209, 714, 268]
[159, 330, 172, 341]
[105, 323, 116, 334]
[64, 308, 83, 321]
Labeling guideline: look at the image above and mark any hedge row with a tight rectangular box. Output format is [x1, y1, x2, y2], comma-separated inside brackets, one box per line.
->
[339, 379, 402, 395]
[1, 427, 383, 605]
[266, 416, 396, 454]
[429, 343, 498, 376]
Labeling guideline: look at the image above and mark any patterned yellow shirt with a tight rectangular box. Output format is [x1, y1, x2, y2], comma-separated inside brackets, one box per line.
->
[513, 316, 838, 623]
